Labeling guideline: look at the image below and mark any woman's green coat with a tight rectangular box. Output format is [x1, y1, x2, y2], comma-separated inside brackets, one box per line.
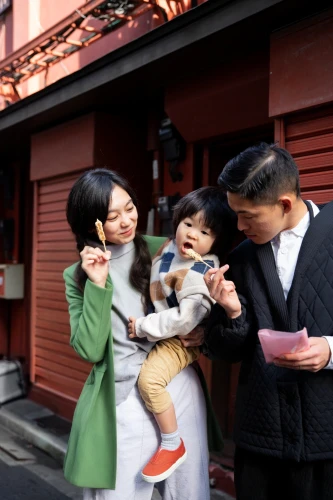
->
[63, 235, 222, 489]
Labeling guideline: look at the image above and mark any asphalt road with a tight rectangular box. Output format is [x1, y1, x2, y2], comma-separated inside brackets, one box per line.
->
[0, 460, 71, 499]
[0, 423, 80, 500]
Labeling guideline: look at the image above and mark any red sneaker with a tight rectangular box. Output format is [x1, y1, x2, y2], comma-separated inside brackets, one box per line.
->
[141, 439, 187, 483]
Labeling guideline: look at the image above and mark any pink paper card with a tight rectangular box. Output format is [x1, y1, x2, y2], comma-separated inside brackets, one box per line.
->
[258, 327, 309, 363]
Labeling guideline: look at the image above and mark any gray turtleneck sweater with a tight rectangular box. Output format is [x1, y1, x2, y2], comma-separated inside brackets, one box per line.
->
[108, 241, 155, 405]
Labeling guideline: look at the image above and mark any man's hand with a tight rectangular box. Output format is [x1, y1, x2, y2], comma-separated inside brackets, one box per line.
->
[128, 316, 138, 339]
[274, 337, 331, 372]
[180, 326, 205, 348]
[204, 265, 242, 319]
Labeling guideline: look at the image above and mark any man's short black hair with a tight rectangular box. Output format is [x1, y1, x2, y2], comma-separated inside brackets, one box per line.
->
[218, 142, 301, 203]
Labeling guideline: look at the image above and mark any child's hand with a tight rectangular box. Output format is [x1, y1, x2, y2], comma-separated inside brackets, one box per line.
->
[128, 316, 138, 338]
[204, 265, 242, 319]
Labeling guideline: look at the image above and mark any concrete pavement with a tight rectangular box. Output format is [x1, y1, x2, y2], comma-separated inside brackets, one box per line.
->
[0, 398, 234, 499]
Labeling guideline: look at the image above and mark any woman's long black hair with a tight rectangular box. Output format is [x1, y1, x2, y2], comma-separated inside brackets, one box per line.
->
[66, 168, 152, 313]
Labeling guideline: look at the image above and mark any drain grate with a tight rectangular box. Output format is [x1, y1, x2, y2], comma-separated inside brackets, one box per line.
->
[0, 440, 35, 461]
[34, 415, 71, 437]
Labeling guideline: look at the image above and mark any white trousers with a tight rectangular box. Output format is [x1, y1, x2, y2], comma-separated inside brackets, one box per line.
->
[83, 365, 210, 500]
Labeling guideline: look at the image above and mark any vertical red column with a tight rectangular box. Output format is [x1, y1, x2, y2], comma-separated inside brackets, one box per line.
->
[202, 145, 210, 187]
[274, 118, 285, 148]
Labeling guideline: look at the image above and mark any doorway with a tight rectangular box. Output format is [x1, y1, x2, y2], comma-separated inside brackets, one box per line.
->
[207, 125, 274, 463]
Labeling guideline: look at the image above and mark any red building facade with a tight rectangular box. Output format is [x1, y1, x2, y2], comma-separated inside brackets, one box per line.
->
[0, 0, 333, 495]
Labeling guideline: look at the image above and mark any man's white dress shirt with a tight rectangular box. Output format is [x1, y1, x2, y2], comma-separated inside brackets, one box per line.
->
[270, 200, 333, 369]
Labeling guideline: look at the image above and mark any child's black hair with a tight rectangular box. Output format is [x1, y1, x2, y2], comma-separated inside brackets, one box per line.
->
[172, 187, 238, 262]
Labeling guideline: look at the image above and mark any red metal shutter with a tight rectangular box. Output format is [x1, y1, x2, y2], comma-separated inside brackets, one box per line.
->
[284, 105, 333, 204]
[31, 173, 90, 405]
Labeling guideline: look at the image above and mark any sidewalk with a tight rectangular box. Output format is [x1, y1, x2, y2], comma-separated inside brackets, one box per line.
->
[0, 399, 68, 464]
[0, 398, 234, 500]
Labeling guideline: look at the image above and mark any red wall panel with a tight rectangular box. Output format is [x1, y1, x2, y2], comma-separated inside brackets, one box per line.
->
[30, 114, 96, 181]
[278, 105, 333, 205]
[270, 9, 333, 117]
[165, 47, 271, 143]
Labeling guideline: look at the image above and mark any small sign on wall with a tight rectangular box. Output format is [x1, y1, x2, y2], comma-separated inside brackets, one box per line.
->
[152, 159, 159, 180]
[0, 0, 11, 16]
[0, 264, 24, 299]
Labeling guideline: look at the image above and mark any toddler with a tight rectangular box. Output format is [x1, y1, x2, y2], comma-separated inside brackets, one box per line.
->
[128, 187, 236, 483]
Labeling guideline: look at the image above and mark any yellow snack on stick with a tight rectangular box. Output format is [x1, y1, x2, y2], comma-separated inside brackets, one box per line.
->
[95, 219, 107, 252]
[184, 248, 213, 268]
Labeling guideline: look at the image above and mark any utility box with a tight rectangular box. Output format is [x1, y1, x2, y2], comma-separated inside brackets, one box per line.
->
[0, 264, 24, 299]
[0, 360, 26, 403]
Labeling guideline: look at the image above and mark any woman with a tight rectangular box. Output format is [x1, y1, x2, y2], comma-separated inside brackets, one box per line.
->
[63, 168, 212, 500]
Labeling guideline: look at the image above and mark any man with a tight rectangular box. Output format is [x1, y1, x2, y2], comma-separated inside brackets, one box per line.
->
[204, 142, 333, 500]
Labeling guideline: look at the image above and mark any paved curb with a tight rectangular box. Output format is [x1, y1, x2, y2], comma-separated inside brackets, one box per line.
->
[0, 407, 67, 464]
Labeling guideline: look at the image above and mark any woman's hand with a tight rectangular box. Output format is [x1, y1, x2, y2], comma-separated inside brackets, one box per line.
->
[80, 245, 111, 288]
[180, 326, 205, 348]
[128, 317, 138, 338]
[204, 265, 242, 319]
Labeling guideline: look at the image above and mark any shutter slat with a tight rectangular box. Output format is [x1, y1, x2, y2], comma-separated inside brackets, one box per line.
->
[285, 107, 333, 205]
[35, 336, 77, 357]
[286, 114, 333, 140]
[39, 191, 69, 204]
[41, 172, 79, 187]
[39, 178, 76, 195]
[37, 251, 78, 262]
[39, 200, 67, 214]
[35, 289, 66, 301]
[36, 357, 89, 383]
[36, 280, 67, 292]
[287, 131, 333, 156]
[36, 270, 65, 282]
[38, 221, 70, 232]
[299, 189, 333, 204]
[35, 328, 69, 344]
[38, 232, 73, 242]
[300, 170, 333, 190]
[36, 298, 69, 312]
[297, 151, 333, 173]
[35, 369, 83, 399]
[36, 318, 70, 335]
[36, 261, 72, 273]
[35, 348, 90, 374]
[38, 241, 76, 251]
[39, 211, 68, 223]
[36, 307, 71, 325]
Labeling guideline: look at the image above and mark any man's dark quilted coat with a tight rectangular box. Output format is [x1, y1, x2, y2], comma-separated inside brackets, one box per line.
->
[205, 201, 333, 461]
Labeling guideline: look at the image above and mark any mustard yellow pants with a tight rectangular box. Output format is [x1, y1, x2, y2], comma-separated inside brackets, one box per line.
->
[138, 337, 200, 414]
